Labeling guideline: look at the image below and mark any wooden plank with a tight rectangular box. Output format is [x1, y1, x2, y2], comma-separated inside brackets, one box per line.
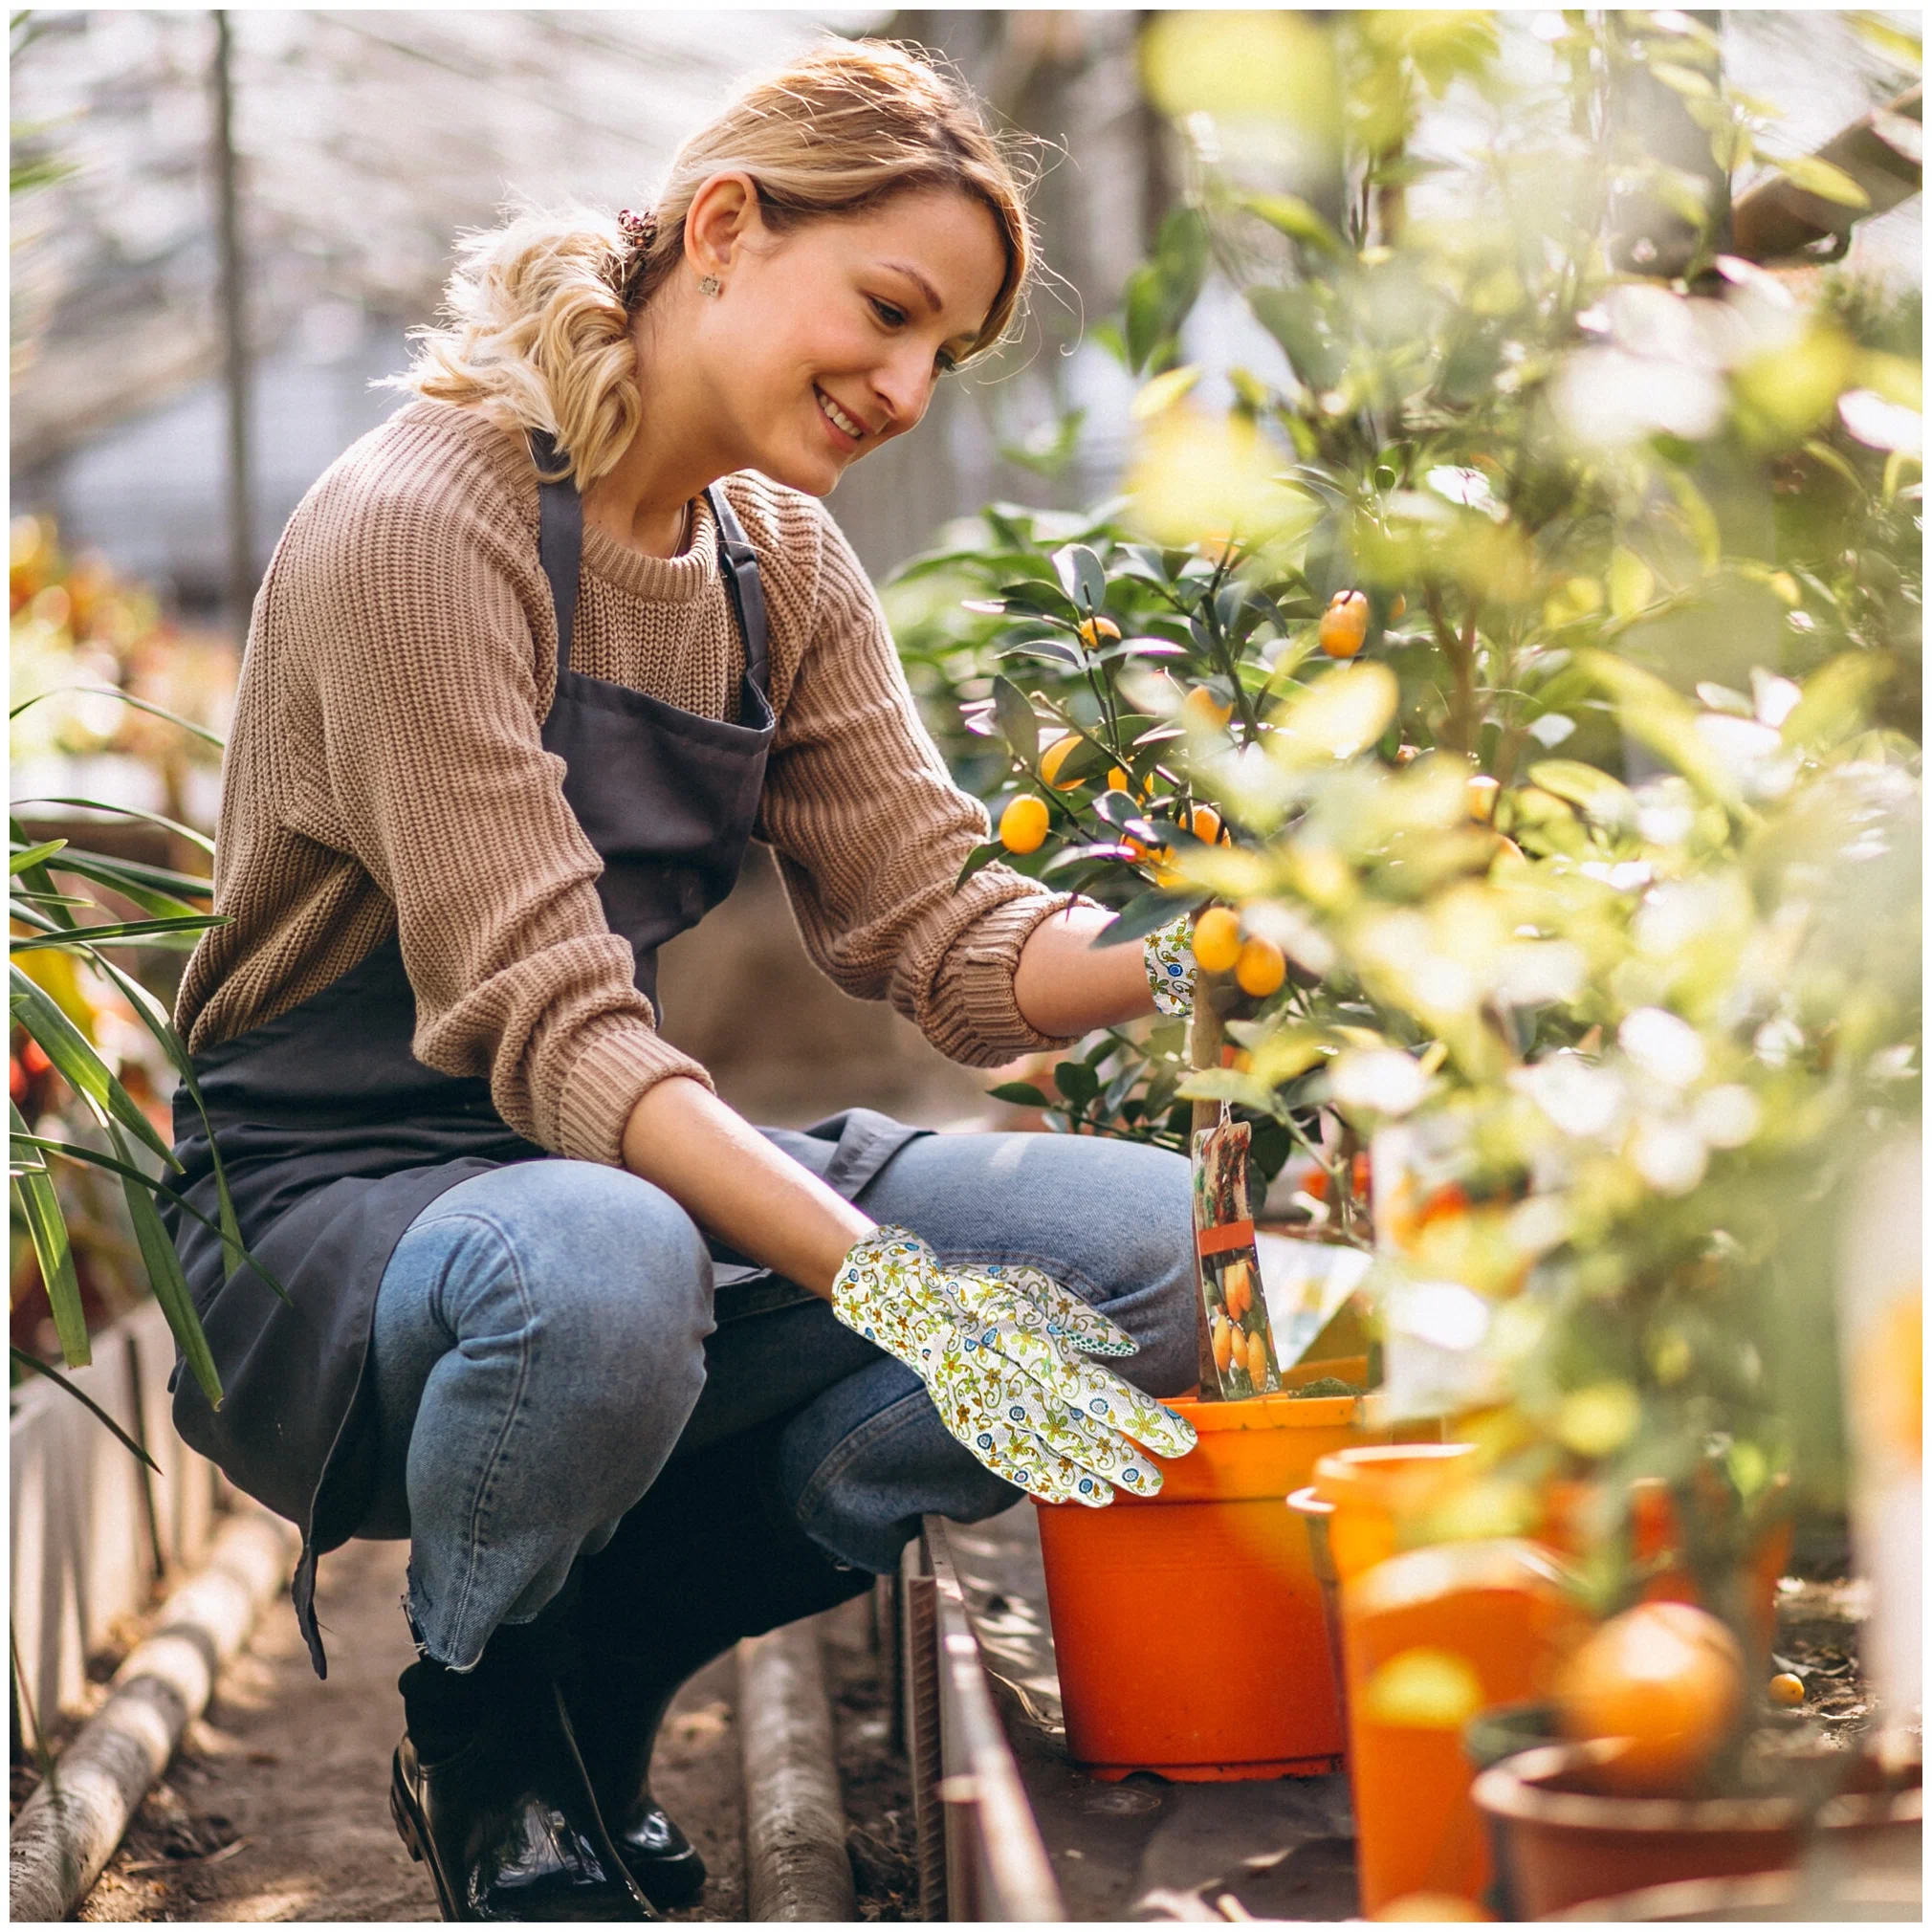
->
[926, 1518, 1065, 1922]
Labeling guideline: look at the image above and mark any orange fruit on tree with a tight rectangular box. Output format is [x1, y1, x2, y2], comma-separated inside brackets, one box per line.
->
[1193, 907, 1241, 975]
[1077, 615, 1121, 648]
[1190, 803, 1224, 845]
[1465, 774, 1500, 823]
[1235, 936, 1286, 998]
[1245, 1328, 1269, 1386]
[1318, 589, 1370, 658]
[1389, 593, 1408, 622]
[1768, 1672, 1805, 1707]
[1183, 686, 1234, 729]
[1039, 735, 1088, 791]
[1212, 1316, 1236, 1378]
[1556, 1600, 1745, 1795]
[1107, 766, 1131, 792]
[998, 795, 1049, 855]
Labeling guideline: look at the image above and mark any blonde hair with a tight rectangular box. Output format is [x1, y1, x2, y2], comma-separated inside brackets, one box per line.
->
[390, 40, 1034, 489]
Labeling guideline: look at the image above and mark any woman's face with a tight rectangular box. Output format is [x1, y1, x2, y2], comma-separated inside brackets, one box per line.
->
[691, 185, 1007, 496]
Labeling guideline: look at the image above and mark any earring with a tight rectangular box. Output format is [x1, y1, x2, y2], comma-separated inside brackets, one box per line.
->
[698, 274, 721, 297]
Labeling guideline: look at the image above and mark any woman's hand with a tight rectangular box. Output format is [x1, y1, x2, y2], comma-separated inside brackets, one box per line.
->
[1012, 902, 1194, 1038]
[619, 1076, 871, 1297]
[830, 1225, 1197, 1504]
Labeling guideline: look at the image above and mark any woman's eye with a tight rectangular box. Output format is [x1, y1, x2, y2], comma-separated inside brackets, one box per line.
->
[934, 348, 958, 375]
[869, 296, 907, 329]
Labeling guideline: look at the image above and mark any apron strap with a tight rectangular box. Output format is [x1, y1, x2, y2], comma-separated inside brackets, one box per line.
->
[526, 433, 770, 703]
[706, 485, 772, 700]
[528, 430, 583, 679]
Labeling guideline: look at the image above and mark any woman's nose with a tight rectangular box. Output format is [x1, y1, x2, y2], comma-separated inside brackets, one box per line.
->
[871, 350, 936, 436]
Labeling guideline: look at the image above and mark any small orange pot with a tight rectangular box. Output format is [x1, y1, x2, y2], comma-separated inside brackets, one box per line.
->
[1312, 1441, 1481, 1583]
[1342, 1540, 1591, 1914]
[1035, 1385, 1383, 1781]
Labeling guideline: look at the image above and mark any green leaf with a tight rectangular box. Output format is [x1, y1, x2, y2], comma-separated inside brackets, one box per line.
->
[10, 1348, 158, 1471]
[1770, 152, 1871, 210]
[987, 1082, 1052, 1109]
[1054, 1060, 1100, 1107]
[9, 965, 177, 1165]
[1094, 888, 1200, 948]
[1240, 191, 1344, 255]
[9, 840, 67, 875]
[1248, 287, 1343, 391]
[11, 913, 219, 954]
[992, 676, 1041, 766]
[1526, 759, 1637, 830]
[8, 684, 224, 748]
[954, 840, 1006, 890]
[12, 1156, 89, 1367]
[1176, 1067, 1283, 1114]
[111, 1125, 221, 1408]
[12, 798, 215, 860]
[26, 848, 214, 915]
[1132, 364, 1203, 421]
[1572, 651, 1742, 811]
[1779, 653, 1893, 754]
[1051, 543, 1109, 618]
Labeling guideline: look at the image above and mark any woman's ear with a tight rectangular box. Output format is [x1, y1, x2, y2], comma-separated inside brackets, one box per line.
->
[685, 171, 763, 282]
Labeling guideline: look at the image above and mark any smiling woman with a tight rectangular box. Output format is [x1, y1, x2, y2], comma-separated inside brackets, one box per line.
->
[157, 33, 1201, 1927]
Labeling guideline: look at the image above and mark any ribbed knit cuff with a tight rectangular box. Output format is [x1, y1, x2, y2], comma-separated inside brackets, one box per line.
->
[925, 890, 1095, 1066]
[551, 1013, 716, 1168]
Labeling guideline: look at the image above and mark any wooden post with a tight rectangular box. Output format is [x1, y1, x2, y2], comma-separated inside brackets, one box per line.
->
[1188, 982, 1227, 1388]
[210, 11, 253, 633]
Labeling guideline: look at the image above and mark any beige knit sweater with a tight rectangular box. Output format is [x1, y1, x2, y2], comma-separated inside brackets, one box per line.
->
[176, 401, 1076, 1166]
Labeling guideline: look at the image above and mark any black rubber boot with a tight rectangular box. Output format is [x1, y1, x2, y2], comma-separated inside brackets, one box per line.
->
[564, 1419, 874, 1908]
[390, 1595, 658, 1921]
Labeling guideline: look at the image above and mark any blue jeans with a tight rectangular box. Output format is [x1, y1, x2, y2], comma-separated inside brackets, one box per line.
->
[363, 1129, 1197, 1668]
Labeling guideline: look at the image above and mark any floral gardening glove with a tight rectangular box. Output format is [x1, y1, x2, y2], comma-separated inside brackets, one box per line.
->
[1143, 911, 1196, 1018]
[831, 1226, 1197, 1507]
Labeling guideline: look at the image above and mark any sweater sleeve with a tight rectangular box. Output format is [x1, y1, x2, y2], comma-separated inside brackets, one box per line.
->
[280, 446, 712, 1165]
[755, 504, 1087, 1067]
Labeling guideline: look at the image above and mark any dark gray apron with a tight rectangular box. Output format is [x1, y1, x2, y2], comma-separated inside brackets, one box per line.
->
[165, 439, 920, 1675]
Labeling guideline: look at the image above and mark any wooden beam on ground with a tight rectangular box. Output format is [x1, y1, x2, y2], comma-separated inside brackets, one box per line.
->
[8, 1506, 298, 1921]
[738, 1616, 858, 1921]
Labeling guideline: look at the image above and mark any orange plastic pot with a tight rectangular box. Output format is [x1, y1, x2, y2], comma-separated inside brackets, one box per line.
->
[1034, 1386, 1383, 1781]
[1341, 1539, 1591, 1915]
[1312, 1442, 1480, 1584]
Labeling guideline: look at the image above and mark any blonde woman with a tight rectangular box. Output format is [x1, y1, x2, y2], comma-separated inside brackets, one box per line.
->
[165, 41, 1198, 1921]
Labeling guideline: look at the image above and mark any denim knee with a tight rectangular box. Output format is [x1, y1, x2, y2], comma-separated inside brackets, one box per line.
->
[421, 1160, 714, 1465]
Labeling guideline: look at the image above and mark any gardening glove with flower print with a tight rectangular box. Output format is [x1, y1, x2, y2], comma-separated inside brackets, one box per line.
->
[831, 1225, 1197, 1507]
[1143, 911, 1196, 1018]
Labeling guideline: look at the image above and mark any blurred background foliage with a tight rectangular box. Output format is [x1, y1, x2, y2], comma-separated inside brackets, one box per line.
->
[883, 7, 1920, 1614]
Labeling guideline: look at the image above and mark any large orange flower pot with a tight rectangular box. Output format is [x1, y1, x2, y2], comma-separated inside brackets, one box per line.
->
[1034, 1383, 1384, 1781]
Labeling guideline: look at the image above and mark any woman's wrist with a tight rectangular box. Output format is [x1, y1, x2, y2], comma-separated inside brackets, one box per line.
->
[620, 1076, 873, 1296]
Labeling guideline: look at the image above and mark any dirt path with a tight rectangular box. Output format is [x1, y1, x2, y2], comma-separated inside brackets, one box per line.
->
[74, 1538, 750, 1922]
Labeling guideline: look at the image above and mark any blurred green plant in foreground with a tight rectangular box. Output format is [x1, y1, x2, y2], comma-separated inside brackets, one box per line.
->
[888, 8, 1921, 1623]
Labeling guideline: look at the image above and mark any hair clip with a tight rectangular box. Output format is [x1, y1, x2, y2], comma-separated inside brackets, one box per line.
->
[616, 207, 658, 253]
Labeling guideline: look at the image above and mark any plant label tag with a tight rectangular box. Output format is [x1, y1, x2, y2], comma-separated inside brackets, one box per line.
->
[1191, 1116, 1283, 1399]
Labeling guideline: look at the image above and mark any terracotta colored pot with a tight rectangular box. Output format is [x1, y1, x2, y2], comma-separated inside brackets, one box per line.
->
[1473, 1742, 1924, 1920]
[1034, 1387, 1384, 1781]
[1544, 1868, 1921, 1921]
